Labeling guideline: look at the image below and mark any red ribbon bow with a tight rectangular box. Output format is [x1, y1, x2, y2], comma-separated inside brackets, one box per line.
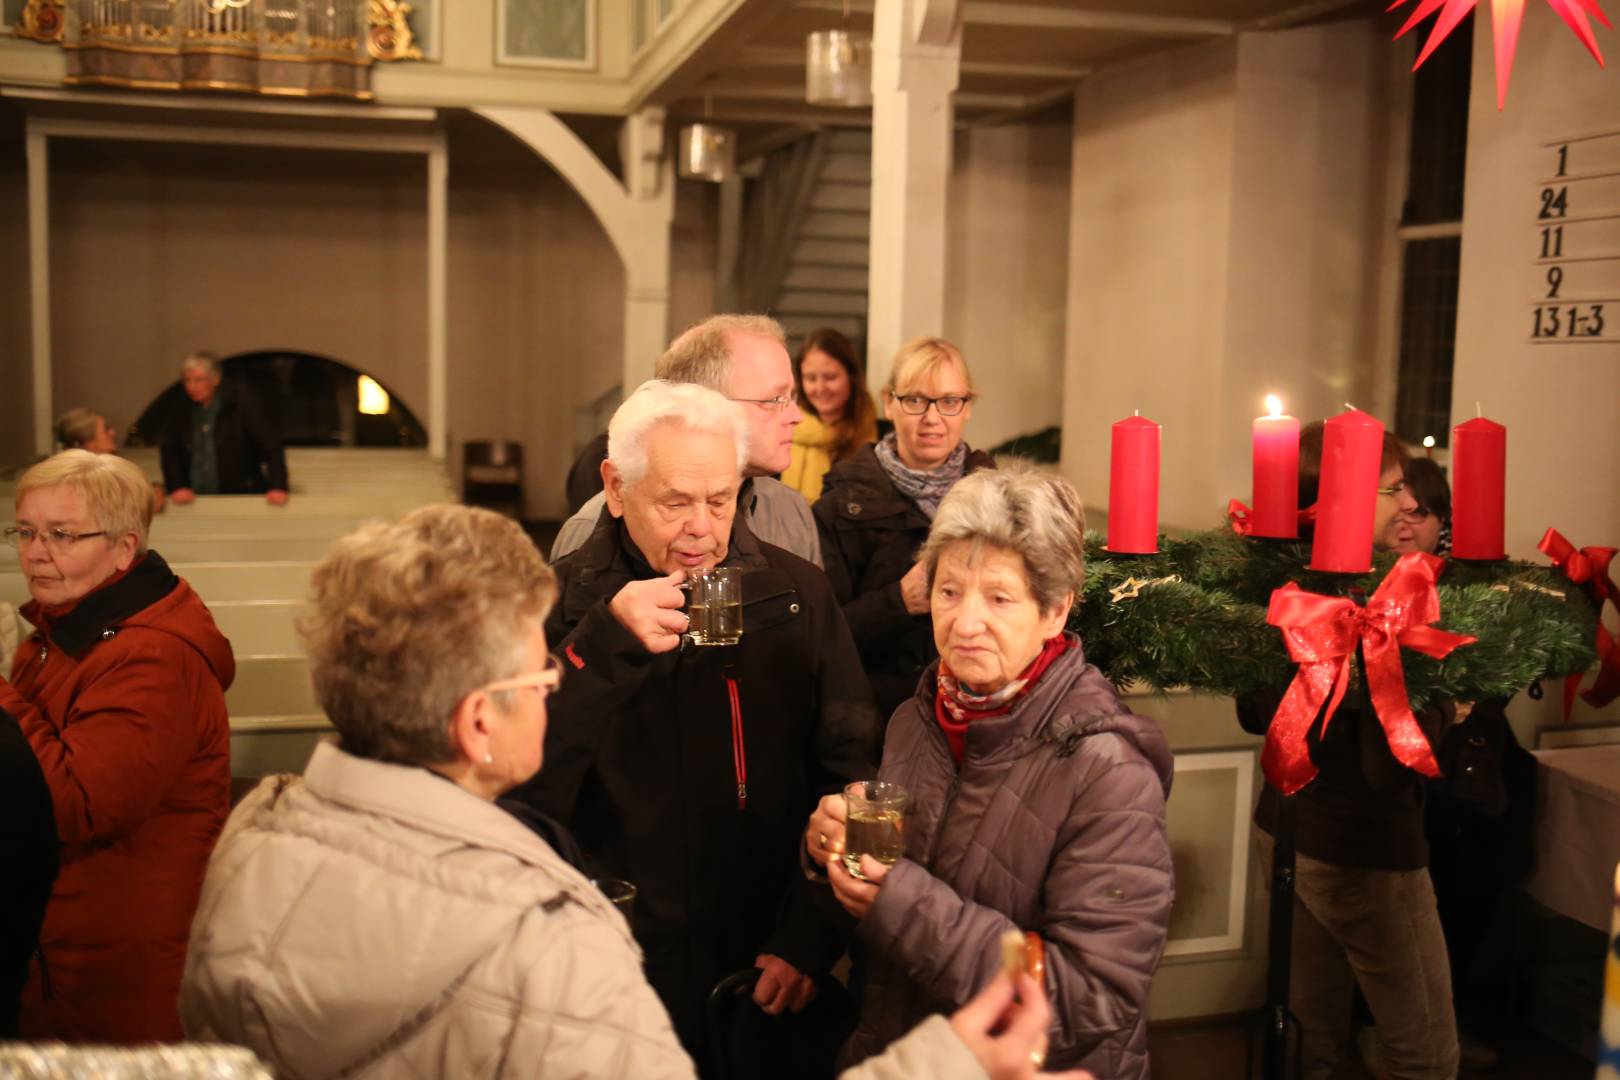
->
[1227, 499, 1317, 538]
[1263, 552, 1477, 796]
[1538, 527, 1620, 717]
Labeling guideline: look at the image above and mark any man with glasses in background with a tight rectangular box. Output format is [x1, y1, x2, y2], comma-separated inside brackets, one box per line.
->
[553, 315, 822, 567]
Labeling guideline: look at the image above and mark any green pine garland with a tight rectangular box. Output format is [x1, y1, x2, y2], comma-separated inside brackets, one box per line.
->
[1068, 529, 1599, 707]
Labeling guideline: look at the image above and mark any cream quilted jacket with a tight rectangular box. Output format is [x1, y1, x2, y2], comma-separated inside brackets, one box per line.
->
[180, 741, 695, 1079]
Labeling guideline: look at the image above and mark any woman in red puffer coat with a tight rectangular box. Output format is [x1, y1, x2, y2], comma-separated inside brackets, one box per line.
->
[1, 450, 232, 1042]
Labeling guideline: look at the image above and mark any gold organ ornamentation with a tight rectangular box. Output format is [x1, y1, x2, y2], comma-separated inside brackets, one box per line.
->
[10, 1, 422, 99]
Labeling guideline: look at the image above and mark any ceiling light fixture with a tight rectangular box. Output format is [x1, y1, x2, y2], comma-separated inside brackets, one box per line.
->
[806, 0, 872, 107]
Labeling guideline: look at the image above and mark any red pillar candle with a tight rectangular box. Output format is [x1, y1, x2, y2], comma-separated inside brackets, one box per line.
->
[1106, 414, 1161, 554]
[1308, 408, 1384, 573]
[1450, 416, 1506, 560]
[1252, 395, 1301, 538]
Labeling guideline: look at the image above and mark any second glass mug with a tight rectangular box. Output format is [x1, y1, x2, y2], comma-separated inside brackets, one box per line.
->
[684, 566, 743, 646]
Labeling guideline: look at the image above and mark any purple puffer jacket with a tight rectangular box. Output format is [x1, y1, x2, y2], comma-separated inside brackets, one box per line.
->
[839, 637, 1174, 1080]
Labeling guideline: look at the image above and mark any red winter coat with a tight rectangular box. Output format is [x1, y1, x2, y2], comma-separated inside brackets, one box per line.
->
[1, 552, 233, 1043]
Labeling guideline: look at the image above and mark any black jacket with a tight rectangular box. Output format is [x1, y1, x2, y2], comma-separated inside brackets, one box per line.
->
[564, 432, 610, 515]
[507, 509, 881, 1057]
[813, 444, 995, 722]
[0, 704, 57, 1037]
[1239, 686, 1450, 871]
[159, 383, 288, 495]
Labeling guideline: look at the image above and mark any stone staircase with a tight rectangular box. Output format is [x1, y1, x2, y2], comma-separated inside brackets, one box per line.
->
[1, 447, 457, 780]
[752, 128, 873, 351]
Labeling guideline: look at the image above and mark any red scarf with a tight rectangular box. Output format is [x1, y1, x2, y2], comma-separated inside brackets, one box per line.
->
[934, 635, 1073, 764]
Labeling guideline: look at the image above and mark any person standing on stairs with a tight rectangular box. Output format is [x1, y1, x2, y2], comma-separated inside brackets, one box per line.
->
[160, 351, 290, 507]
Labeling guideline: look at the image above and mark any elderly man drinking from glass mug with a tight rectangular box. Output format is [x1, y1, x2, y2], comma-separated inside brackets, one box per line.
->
[506, 379, 882, 1074]
[806, 466, 1174, 1080]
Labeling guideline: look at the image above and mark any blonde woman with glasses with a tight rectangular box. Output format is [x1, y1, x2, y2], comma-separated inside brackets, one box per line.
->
[814, 337, 996, 722]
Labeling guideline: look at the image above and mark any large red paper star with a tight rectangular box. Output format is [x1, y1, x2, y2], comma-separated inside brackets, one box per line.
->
[1389, 0, 1611, 108]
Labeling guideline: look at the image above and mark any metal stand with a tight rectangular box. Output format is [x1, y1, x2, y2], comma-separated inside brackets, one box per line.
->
[1261, 793, 1301, 1080]
[1258, 590, 1371, 1080]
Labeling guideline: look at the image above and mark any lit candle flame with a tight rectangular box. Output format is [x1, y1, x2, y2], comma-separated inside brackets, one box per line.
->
[1422, 435, 1436, 448]
[1265, 394, 1283, 419]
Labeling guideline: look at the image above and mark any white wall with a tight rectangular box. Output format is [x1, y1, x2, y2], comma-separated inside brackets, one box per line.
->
[1451, 13, 1620, 731]
[944, 114, 1072, 453]
[1452, 14, 1620, 560]
[1057, 18, 1401, 1021]
[1062, 22, 1398, 530]
[0, 108, 716, 517]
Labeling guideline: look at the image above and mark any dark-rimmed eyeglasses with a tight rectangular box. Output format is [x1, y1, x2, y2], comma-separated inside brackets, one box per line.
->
[892, 393, 973, 417]
[4, 526, 110, 554]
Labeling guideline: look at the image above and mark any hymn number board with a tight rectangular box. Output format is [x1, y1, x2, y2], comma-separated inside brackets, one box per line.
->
[1531, 130, 1620, 346]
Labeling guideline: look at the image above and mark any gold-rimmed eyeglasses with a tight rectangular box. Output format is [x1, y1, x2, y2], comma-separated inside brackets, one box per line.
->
[1376, 481, 1408, 498]
[4, 526, 110, 554]
[728, 394, 797, 413]
[480, 653, 564, 700]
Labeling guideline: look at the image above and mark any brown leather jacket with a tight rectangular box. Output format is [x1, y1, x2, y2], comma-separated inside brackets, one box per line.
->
[839, 640, 1174, 1080]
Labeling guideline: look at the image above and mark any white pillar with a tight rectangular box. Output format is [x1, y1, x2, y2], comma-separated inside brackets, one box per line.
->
[620, 111, 673, 393]
[866, 0, 962, 393]
[426, 133, 448, 460]
[715, 173, 744, 312]
[26, 123, 52, 457]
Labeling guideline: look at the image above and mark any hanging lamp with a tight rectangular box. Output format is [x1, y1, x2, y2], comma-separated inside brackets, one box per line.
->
[677, 93, 736, 183]
[806, 0, 872, 107]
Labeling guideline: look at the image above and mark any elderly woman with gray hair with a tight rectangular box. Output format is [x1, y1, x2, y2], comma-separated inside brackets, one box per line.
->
[806, 466, 1175, 1080]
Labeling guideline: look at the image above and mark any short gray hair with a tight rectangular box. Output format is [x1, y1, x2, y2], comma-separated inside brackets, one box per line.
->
[299, 504, 556, 767]
[918, 462, 1085, 615]
[181, 351, 220, 378]
[607, 379, 750, 489]
[657, 314, 787, 393]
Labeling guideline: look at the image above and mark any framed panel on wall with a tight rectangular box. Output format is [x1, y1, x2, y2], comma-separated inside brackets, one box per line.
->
[631, 0, 684, 57]
[1, 0, 23, 36]
[1160, 749, 1255, 958]
[497, 0, 596, 70]
[406, 0, 441, 61]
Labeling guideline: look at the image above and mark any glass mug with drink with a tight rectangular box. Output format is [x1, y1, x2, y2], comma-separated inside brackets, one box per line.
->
[842, 780, 908, 880]
[684, 566, 743, 646]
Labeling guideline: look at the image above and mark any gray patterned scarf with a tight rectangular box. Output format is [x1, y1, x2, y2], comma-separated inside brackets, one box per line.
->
[874, 433, 968, 519]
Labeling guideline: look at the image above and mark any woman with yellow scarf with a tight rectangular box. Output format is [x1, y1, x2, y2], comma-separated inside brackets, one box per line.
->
[782, 328, 879, 502]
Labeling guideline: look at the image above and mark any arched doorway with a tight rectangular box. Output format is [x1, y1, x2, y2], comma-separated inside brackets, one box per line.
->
[126, 351, 427, 450]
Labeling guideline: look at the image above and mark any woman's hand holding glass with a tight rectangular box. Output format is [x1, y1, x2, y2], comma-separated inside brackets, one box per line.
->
[828, 852, 888, 919]
[806, 792, 847, 871]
